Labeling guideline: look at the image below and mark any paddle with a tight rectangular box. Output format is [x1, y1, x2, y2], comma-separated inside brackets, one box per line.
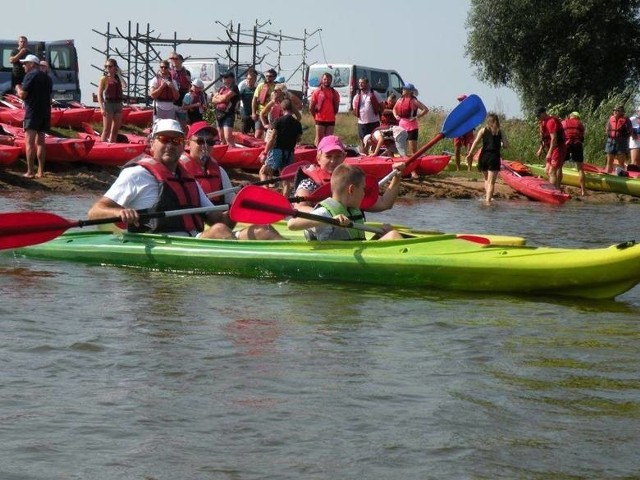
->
[0, 204, 228, 250]
[230, 185, 386, 234]
[378, 94, 487, 185]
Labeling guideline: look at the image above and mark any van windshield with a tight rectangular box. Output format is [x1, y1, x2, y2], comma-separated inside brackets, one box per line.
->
[308, 65, 350, 88]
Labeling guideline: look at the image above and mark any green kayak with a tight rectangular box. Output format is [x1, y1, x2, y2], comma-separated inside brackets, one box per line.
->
[526, 163, 640, 197]
[13, 230, 640, 299]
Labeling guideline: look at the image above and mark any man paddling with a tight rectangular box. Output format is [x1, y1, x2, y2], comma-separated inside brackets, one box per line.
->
[87, 119, 281, 240]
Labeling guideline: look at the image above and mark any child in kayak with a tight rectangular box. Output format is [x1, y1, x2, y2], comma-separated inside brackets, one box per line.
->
[288, 163, 402, 241]
[292, 135, 405, 213]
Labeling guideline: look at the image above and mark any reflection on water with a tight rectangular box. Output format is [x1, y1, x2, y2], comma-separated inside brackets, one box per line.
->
[1, 193, 640, 478]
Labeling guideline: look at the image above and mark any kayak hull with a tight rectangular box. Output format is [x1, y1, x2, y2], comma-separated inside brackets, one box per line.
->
[527, 163, 640, 197]
[0, 144, 21, 166]
[500, 161, 571, 204]
[14, 231, 640, 300]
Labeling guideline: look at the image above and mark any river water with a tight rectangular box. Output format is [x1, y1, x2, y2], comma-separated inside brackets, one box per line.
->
[1, 192, 639, 479]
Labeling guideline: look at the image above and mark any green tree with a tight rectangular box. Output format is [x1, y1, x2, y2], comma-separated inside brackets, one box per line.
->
[465, 0, 640, 113]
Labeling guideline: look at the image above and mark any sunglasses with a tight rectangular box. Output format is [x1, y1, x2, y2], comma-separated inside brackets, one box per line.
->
[155, 135, 184, 145]
[159, 65, 168, 69]
[191, 137, 215, 146]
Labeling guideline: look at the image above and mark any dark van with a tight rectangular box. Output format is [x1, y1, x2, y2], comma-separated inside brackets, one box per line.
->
[0, 39, 81, 102]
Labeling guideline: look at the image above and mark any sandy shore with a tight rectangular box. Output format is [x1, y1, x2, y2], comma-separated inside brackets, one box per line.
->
[0, 161, 637, 204]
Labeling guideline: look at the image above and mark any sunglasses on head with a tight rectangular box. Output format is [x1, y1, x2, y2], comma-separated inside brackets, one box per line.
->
[191, 137, 215, 146]
[155, 135, 184, 145]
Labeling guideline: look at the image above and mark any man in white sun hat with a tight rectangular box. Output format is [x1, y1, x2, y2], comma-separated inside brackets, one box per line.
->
[15, 54, 52, 178]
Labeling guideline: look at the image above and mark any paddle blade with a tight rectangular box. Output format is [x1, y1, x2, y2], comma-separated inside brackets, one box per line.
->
[442, 94, 487, 139]
[230, 185, 295, 224]
[0, 212, 77, 250]
[360, 175, 380, 210]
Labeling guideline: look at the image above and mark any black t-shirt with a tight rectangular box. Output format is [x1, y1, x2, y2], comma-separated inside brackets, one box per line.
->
[10, 47, 32, 83]
[22, 70, 53, 120]
[273, 114, 303, 151]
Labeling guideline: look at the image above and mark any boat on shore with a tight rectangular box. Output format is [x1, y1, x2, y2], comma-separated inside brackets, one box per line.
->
[526, 163, 640, 197]
[12, 229, 640, 300]
[500, 160, 571, 205]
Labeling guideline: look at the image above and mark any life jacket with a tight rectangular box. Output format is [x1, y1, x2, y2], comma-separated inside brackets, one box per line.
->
[354, 90, 382, 118]
[172, 67, 191, 92]
[306, 198, 365, 241]
[268, 102, 284, 123]
[179, 153, 224, 203]
[215, 86, 232, 111]
[104, 75, 123, 102]
[156, 76, 176, 102]
[294, 164, 332, 193]
[394, 96, 416, 119]
[608, 115, 631, 139]
[256, 82, 273, 105]
[127, 156, 204, 234]
[562, 118, 584, 144]
[540, 116, 564, 146]
[311, 87, 338, 121]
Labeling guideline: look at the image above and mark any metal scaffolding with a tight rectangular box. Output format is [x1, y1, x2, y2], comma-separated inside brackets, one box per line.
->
[92, 21, 321, 105]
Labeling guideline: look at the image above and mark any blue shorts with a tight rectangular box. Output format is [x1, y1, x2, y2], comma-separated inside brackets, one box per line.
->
[605, 137, 629, 155]
[266, 148, 295, 171]
[358, 121, 380, 140]
[217, 113, 235, 128]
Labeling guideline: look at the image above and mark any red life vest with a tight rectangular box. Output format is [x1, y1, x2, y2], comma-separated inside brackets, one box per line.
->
[156, 76, 176, 102]
[354, 90, 382, 118]
[608, 115, 631, 139]
[395, 97, 416, 119]
[294, 164, 332, 193]
[257, 82, 273, 105]
[179, 153, 224, 204]
[562, 118, 584, 144]
[104, 75, 123, 102]
[131, 156, 204, 234]
[172, 67, 191, 92]
[215, 86, 231, 111]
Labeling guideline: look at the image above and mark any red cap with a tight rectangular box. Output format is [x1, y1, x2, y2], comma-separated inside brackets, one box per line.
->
[187, 121, 216, 139]
[456, 94, 467, 102]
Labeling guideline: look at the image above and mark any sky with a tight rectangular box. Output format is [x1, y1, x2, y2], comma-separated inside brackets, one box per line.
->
[9, 0, 523, 118]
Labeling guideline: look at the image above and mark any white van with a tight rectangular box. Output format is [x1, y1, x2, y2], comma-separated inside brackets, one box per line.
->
[182, 60, 230, 93]
[305, 63, 405, 113]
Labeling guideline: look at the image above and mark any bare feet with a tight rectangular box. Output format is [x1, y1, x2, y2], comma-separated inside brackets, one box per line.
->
[23, 172, 35, 178]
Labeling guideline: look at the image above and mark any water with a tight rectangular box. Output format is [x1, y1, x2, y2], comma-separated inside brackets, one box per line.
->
[1, 193, 640, 479]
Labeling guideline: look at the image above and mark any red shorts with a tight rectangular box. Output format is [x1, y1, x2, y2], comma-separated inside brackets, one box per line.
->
[454, 131, 474, 148]
[546, 144, 566, 168]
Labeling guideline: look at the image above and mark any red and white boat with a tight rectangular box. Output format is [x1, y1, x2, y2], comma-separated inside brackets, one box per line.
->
[500, 160, 571, 205]
[2, 123, 94, 163]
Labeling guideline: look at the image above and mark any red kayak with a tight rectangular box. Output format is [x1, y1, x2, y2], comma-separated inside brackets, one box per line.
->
[500, 160, 571, 205]
[81, 141, 147, 167]
[2, 123, 95, 163]
[79, 123, 149, 148]
[344, 154, 450, 181]
[53, 107, 96, 128]
[124, 107, 153, 128]
[218, 146, 263, 170]
[0, 107, 64, 127]
[232, 131, 318, 164]
[0, 144, 21, 166]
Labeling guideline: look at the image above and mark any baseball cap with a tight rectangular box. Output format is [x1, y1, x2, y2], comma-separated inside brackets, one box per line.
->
[187, 121, 216, 139]
[20, 54, 40, 64]
[402, 83, 415, 91]
[191, 79, 204, 89]
[275, 75, 286, 84]
[317, 135, 346, 153]
[456, 94, 467, 102]
[570, 111, 580, 119]
[152, 119, 184, 137]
